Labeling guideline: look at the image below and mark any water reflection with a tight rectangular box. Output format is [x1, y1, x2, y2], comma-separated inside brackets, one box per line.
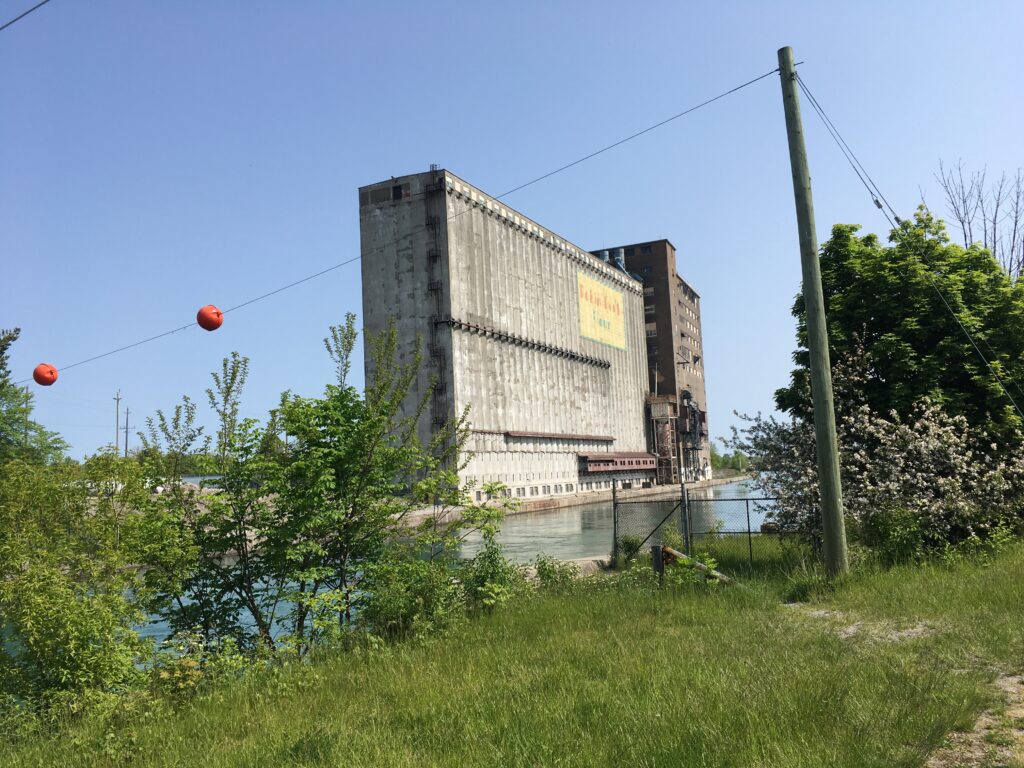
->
[461, 479, 768, 563]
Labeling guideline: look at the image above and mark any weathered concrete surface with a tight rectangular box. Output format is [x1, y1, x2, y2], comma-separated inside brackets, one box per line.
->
[361, 169, 652, 497]
[516, 474, 745, 513]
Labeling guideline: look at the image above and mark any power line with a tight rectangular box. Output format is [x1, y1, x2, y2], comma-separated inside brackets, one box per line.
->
[18, 65, 779, 384]
[494, 66, 780, 200]
[796, 74, 900, 224]
[0, 0, 53, 33]
[795, 72, 1024, 423]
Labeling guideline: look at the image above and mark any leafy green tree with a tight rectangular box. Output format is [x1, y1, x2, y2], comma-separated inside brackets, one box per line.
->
[139, 354, 288, 650]
[271, 315, 468, 652]
[0, 328, 67, 465]
[775, 209, 1024, 443]
[710, 442, 749, 472]
[0, 455, 151, 705]
[207, 351, 249, 472]
[136, 395, 210, 483]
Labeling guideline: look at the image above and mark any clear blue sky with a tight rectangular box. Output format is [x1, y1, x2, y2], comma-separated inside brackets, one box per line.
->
[3, 0, 1022, 457]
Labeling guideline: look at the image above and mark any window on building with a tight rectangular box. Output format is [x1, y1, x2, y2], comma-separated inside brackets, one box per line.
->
[640, 245, 652, 255]
[566, 483, 574, 492]
[625, 248, 635, 257]
[516, 487, 525, 497]
[554, 484, 563, 494]
[391, 185, 404, 201]
[641, 266, 653, 277]
[530, 487, 538, 496]
[475, 491, 483, 502]
[543, 485, 551, 495]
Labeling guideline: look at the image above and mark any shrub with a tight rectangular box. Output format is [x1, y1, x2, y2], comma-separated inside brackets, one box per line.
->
[615, 534, 644, 567]
[360, 558, 467, 640]
[462, 533, 529, 610]
[532, 554, 580, 591]
[730, 345, 1024, 559]
[0, 459, 151, 707]
[858, 506, 926, 565]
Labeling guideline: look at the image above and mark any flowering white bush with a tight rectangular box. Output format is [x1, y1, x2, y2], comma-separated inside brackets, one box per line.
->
[729, 348, 1024, 561]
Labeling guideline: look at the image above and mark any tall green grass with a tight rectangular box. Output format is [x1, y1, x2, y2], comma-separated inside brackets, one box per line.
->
[6, 545, 1024, 767]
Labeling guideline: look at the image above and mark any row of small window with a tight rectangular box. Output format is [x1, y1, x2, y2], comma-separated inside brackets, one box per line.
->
[474, 484, 576, 502]
[474, 480, 651, 500]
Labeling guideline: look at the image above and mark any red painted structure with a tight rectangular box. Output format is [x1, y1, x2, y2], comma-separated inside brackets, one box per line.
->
[578, 452, 657, 473]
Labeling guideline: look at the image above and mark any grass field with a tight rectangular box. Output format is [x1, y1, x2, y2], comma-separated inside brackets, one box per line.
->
[5, 545, 1024, 767]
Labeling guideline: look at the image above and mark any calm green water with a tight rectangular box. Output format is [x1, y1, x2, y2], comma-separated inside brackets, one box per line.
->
[139, 479, 766, 642]
[461, 479, 770, 563]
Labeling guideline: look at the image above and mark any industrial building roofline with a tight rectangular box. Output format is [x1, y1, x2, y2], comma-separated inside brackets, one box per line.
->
[590, 237, 678, 254]
[359, 167, 643, 292]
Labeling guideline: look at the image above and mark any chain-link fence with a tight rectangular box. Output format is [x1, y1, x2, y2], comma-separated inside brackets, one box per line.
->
[685, 496, 789, 571]
[611, 496, 683, 561]
[613, 488, 799, 573]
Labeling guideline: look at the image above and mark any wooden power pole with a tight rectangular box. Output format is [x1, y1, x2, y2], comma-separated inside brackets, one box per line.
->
[122, 407, 130, 458]
[777, 46, 849, 577]
[113, 390, 122, 451]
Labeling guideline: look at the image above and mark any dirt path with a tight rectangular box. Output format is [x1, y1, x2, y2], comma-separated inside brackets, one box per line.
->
[924, 674, 1024, 768]
[786, 603, 1024, 767]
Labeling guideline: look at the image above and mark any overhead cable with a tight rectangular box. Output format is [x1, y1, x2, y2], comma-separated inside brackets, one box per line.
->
[17, 65, 779, 384]
[0, 0, 53, 33]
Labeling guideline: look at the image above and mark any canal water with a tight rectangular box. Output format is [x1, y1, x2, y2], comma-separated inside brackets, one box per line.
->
[138, 479, 766, 643]
[460, 479, 767, 563]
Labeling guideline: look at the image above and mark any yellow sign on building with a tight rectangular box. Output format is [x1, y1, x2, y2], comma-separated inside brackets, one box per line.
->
[577, 272, 626, 350]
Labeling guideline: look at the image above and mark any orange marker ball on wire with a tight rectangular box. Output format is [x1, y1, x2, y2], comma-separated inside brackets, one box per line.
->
[196, 304, 224, 331]
[33, 363, 58, 386]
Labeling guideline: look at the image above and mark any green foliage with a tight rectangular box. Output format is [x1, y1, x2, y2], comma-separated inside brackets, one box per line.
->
[735, 342, 1024, 557]
[139, 354, 290, 651]
[775, 209, 1024, 442]
[858, 507, 926, 565]
[0, 457, 151, 707]
[615, 534, 644, 565]
[136, 394, 209, 484]
[532, 553, 580, 591]
[461, 530, 528, 610]
[362, 479, 525, 637]
[660, 528, 685, 553]
[269, 316, 469, 652]
[710, 441, 749, 472]
[663, 550, 720, 588]
[206, 351, 249, 471]
[150, 631, 252, 700]
[359, 558, 467, 641]
[0, 328, 67, 465]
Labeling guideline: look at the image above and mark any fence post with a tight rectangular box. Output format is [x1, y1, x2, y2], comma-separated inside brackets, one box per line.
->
[651, 545, 664, 585]
[682, 484, 691, 556]
[612, 482, 619, 564]
[745, 499, 753, 567]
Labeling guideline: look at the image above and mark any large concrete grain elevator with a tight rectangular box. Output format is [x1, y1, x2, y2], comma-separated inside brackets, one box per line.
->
[359, 169, 655, 500]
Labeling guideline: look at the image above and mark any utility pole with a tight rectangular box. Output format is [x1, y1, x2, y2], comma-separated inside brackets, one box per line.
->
[22, 386, 30, 446]
[777, 46, 849, 577]
[122, 407, 130, 458]
[113, 390, 122, 451]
